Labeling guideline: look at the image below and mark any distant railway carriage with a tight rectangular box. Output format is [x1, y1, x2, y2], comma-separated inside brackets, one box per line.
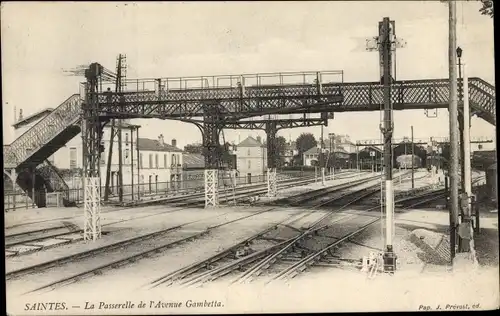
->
[396, 154, 421, 169]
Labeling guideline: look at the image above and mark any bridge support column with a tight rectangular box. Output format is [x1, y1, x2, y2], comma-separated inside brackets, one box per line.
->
[82, 63, 103, 241]
[266, 122, 278, 197]
[204, 169, 219, 207]
[203, 104, 222, 208]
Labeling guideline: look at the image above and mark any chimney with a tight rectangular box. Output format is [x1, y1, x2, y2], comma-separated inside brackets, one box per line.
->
[158, 134, 164, 146]
[256, 136, 261, 143]
[171, 138, 177, 148]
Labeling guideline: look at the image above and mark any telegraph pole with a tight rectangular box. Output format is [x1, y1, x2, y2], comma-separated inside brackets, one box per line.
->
[411, 126, 415, 189]
[448, 0, 460, 262]
[380, 17, 396, 272]
[320, 125, 326, 185]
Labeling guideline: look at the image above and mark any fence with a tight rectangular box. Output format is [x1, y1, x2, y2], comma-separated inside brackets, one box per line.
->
[4, 191, 37, 212]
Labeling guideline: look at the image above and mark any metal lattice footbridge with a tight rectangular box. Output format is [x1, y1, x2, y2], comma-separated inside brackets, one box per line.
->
[4, 73, 495, 170]
[3, 71, 496, 230]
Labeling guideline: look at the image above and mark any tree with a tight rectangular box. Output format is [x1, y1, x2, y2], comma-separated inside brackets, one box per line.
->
[184, 143, 203, 154]
[271, 136, 288, 168]
[479, 0, 494, 17]
[275, 136, 288, 156]
[295, 133, 318, 155]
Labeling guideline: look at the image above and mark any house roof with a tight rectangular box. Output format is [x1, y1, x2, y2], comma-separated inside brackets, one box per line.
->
[360, 145, 383, 153]
[238, 136, 264, 148]
[335, 147, 348, 154]
[137, 138, 182, 152]
[304, 146, 349, 155]
[103, 121, 141, 129]
[13, 108, 54, 128]
[304, 147, 320, 155]
[183, 153, 205, 168]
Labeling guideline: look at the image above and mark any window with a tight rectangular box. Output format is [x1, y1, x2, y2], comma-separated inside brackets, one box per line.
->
[247, 149, 251, 156]
[155, 154, 159, 169]
[172, 154, 176, 166]
[164, 154, 167, 169]
[124, 149, 130, 164]
[248, 160, 251, 169]
[176, 154, 180, 166]
[140, 153, 143, 168]
[69, 147, 77, 169]
[149, 154, 153, 169]
[125, 133, 129, 146]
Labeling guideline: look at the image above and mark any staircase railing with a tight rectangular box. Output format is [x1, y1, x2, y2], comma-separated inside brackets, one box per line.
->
[468, 78, 496, 125]
[5, 94, 81, 168]
[37, 160, 70, 198]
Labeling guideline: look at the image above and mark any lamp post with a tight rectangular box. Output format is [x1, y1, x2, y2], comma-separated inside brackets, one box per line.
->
[457, 46, 465, 196]
[448, 1, 460, 262]
[457, 46, 465, 253]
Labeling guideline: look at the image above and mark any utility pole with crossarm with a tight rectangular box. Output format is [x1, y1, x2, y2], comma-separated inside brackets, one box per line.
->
[366, 17, 405, 273]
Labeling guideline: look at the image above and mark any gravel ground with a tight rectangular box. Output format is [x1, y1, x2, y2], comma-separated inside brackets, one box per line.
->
[33, 207, 308, 296]
[5, 206, 243, 274]
[7, 204, 498, 314]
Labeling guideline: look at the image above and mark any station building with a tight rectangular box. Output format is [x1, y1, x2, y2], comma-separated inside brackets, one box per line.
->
[236, 136, 268, 183]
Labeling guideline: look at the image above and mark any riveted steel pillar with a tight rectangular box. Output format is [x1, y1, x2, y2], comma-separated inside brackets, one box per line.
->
[379, 17, 397, 273]
[82, 63, 103, 241]
[203, 103, 222, 207]
[266, 122, 278, 197]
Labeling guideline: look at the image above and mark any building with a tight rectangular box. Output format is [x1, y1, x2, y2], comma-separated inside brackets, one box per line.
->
[13, 108, 55, 140]
[136, 136, 184, 192]
[327, 133, 357, 154]
[303, 147, 320, 166]
[182, 153, 205, 190]
[283, 141, 298, 166]
[302, 146, 350, 167]
[236, 136, 267, 183]
[357, 146, 384, 170]
[486, 164, 497, 202]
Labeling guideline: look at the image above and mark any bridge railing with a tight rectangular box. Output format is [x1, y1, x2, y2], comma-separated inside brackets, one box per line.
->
[98, 70, 344, 93]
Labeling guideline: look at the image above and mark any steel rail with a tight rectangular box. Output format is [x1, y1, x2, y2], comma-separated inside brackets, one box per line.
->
[267, 175, 487, 282]
[5, 172, 360, 255]
[145, 176, 384, 288]
[146, 211, 316, 289]
[21, 204, 303, 294]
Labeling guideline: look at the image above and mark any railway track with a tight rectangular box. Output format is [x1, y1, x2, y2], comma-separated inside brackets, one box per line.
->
[11, 176, 379, 295]
[145, 174, 446, 288]
[9, 173, 451, 294]
[4, 172, 363, 256]
[4, 171, 355, 232]
[144, 178, 389, 289]
[271, 174, 381, 206]
[149, 171, 361, 207]
[5, 206, 210, 255]
[396, 175, 486, 209]
[8, 204, 304, 295]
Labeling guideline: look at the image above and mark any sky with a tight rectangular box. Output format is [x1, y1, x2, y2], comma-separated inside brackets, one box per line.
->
[1, 1, 496, 150]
